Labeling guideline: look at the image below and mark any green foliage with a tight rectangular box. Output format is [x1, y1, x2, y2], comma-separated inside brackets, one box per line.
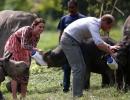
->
[4, 0, 32, 11]
[1, 0, 130, 21]
[88, 3, 101, 17]
[31, 0, 63, 20]
[0, 0, 5, 10]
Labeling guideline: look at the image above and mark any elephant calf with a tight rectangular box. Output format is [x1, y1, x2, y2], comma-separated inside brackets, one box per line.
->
[43, 36, 116, 89]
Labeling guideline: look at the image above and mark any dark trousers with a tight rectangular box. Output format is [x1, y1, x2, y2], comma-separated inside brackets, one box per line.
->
[62, 63, 71, 90]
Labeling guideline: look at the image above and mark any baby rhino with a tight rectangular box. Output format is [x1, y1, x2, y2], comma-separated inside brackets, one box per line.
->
[0, 53, 29, 82]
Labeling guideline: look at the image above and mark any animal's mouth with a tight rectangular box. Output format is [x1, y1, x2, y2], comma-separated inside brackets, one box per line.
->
[44, 56, 56, 67]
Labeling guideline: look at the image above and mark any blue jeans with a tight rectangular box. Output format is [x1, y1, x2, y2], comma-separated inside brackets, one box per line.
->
[62, 63, 71, 90]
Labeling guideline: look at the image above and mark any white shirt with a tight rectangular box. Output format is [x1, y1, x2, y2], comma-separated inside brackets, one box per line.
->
[62, 17, 104, 45]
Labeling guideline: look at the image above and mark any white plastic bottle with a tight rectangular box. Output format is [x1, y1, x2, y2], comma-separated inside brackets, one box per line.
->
[107, 55, 118, 70]
[31, 50, 47, 66]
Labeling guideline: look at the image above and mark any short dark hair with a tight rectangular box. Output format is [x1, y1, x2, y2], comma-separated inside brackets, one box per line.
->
[68, 0, 78, 7]
[31, 18, 45, 28]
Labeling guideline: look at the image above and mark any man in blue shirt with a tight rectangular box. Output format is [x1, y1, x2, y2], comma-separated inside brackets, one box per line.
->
[57, 0, 86, 92]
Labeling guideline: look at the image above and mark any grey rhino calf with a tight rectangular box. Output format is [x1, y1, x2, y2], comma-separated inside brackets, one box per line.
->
[0, 53, 29, 82]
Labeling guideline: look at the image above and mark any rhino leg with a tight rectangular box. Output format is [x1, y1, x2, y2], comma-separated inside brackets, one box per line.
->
[0, 91, 5, 100]
[0, 67, 5, 82]
[6, 81, 21, 93]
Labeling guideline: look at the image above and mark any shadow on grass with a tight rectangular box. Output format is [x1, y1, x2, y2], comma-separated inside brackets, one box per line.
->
[90, 85, 115, 90]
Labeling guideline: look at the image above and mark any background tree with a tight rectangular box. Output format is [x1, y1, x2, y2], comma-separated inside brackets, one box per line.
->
[0, 0, 5, 10]
[0, 0, 129, 26]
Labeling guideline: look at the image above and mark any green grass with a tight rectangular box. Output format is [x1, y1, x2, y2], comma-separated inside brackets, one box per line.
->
[2, 28, 130, 100]
[37, 30, 59, 51]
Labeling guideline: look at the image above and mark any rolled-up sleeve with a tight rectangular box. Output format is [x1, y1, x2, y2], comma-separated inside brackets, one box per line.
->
[88, 23, 104, 45]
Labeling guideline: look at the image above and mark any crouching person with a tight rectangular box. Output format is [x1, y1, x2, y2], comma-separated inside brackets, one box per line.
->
[4, 18, 45, 100]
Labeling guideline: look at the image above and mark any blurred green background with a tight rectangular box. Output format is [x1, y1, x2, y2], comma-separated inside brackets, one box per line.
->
[0, 0, 130, 31]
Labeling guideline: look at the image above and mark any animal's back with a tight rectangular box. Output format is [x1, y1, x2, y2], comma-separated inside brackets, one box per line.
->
[0, 10, 37, 56]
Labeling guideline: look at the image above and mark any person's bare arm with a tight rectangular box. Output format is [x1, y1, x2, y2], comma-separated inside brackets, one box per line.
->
[97, 42, 120, 55]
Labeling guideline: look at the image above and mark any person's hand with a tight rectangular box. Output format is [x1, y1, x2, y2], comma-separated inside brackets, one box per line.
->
[109, 45, 120, 53]
[33, 48, 42, 52]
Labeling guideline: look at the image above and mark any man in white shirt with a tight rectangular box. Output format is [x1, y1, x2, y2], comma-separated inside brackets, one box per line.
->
[60, 14, 120, 97]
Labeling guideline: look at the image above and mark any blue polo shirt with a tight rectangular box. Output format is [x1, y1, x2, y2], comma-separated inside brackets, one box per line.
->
[57, 13, 86, 31]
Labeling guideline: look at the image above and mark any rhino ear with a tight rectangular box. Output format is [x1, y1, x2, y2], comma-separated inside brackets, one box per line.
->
[4, 52, 13, 60]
